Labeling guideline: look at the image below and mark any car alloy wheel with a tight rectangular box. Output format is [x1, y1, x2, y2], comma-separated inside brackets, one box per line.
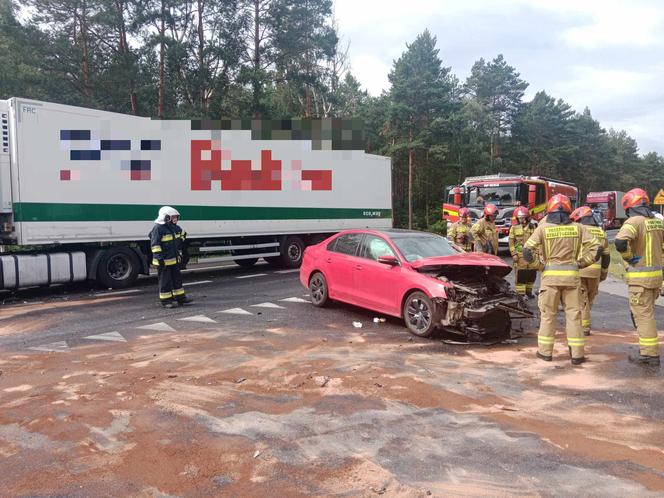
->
[404, 291, 437, 337]
[309, 272, 329, 307]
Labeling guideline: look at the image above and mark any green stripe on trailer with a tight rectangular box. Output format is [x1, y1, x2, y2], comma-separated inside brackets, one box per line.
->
[13, 203, 392, 222]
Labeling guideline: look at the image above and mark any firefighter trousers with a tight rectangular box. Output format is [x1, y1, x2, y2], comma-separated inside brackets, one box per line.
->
[580, 277, 600, 333]
[537, 284, 585, 359]
[515, 268, 537, 296]
[628, 285, 660, 357]
[158, 265, 186, 304]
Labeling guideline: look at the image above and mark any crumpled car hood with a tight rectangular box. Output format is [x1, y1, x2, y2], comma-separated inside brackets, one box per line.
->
[410, 252, 512, 278]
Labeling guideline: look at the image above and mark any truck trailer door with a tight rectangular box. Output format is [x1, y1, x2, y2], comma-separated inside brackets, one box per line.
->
[0, 102, 12, 218]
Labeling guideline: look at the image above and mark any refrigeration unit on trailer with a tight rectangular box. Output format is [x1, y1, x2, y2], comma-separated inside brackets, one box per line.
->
[0, 98, 392, 290]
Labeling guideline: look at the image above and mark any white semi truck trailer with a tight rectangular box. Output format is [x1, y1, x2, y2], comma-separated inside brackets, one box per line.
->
[0, 98, 392, 290]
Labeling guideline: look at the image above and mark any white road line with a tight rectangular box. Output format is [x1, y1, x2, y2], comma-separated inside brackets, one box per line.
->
[178, 315, 217, 323]
[235, 273, 268, 279]
[28, 341, 70, 353]
[280, 297, 310, 303]
[217, 307, 253, 315]
[184, 280, 213, 286]
[275, 269, 300, 274]
[251, 302, 286, 309]
[95, 289, 141, 297]
[137, 322, 176, 332]
[83, 331, 127, 342]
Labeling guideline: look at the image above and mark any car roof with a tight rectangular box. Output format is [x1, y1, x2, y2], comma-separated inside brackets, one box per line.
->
[338, 228, 438, 238]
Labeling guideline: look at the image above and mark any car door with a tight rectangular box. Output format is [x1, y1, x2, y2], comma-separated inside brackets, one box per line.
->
[353, 234, 404, 316]
[324, 232, 364, 303]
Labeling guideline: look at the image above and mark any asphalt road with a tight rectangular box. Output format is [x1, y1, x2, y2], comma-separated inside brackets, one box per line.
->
[1, 262, 663, 497]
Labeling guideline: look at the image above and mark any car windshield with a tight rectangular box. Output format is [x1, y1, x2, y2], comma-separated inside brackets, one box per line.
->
[467, 185, 522, 207]
[390, 233, 457, 262]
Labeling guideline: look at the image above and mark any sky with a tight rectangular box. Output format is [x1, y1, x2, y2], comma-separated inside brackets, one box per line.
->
[334, 0, 664, 156]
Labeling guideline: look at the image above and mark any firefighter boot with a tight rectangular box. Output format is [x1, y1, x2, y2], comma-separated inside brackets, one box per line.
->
[162, 300, 177, 309]
[628, 353, 661, 366]
[177, 295, 194, 306]
[536, 351, 552, 362]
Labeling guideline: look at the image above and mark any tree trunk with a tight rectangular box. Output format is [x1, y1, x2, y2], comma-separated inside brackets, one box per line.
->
[197, 0, 207, 114]
[158, 0, 166, 119]
[252, 0, 261, 117]
[408, 127, 414, 229]
[79, 1, 92, 99]
[116, 0, 138, 115]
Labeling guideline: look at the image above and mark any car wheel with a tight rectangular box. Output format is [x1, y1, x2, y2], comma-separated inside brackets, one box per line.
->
[309, 272, 329, 307]
[403, 291, 438, 337]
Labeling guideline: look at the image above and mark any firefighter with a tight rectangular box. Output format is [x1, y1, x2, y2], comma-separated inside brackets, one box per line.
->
[509, 206, 538, 298]
[570, 206, 610, 336]
[149, 206, 194, 309]
[448, 207, 473, 251]
[523, 194, 600, 365]
[471, 203, 499, 255]
[614, 188, 663, 366]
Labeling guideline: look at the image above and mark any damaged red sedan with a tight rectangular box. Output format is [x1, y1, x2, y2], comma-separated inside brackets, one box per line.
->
[299, 229, 532, 341]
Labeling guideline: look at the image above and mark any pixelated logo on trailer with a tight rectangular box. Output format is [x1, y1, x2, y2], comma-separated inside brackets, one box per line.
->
[59, 130, 159, 181]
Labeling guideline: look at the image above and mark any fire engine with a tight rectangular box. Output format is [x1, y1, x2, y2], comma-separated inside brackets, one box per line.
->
[443, 173, 579, 247]
[586, 191, 626, 229]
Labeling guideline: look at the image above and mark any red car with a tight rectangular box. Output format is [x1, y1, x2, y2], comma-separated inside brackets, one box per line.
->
[300, 229, 531, 341]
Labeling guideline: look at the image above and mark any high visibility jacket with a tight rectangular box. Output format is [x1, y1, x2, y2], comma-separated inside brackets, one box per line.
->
[616, 215, 664, 289]
[149, 223, 186, 267]
[448, 221, 473, 251]
[579, 225, 609, 280]
[509, 222, 538, 270]
[524, 221, 599, 286]
[471, 218, 498, 254]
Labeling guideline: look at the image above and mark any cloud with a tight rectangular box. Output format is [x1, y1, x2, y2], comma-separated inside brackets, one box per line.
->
[334, 0, 664, 155]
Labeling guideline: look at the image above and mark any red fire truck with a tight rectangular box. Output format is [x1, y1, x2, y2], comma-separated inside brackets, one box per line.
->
[443, 174, 579, 247]
[585, 191, 626, 229]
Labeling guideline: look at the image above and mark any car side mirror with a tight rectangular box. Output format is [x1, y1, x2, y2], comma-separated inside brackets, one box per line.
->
[377, 255, 399, 266]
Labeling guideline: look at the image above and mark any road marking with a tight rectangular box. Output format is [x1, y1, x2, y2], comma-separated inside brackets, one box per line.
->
[251, 302, 286, 309]
[235, 273, 268, 279]
[137, 322, 176, 332]
[29, 341, 69, 353]
[184, 280, 213, 286]
[83, 331, 127, 342]
[218, 307, 253, 315]
[95, 289, 141, 297]
[280, 297, 310, 303]
[178, 315, 217, 323]
[276, 269, 300, 274]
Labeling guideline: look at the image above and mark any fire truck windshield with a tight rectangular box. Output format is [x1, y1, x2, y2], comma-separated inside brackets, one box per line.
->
[467, 185, 524, 207]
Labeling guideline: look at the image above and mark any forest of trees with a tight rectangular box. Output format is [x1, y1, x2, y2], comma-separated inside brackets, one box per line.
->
[1, 0, 662, 229]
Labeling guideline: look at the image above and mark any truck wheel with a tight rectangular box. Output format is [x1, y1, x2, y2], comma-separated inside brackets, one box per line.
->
[309, 272, 329, 307]
[235, 258, 258, 268]
[280, 236, 305, 268]
[403, 291, 438, 338]
[97, 247, 139, 289]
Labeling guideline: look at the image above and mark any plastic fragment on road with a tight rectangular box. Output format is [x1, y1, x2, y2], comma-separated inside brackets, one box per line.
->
[353, 321, 363, 328]
[253, 450, 261, 458]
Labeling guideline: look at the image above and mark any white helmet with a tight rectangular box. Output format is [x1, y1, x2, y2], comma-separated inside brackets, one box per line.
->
[155, 206, 180, 224]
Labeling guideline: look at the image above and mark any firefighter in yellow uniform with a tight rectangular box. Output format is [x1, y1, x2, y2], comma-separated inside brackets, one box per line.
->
[570, 206, 610, 336]
[471, 203, 499, 255]
[614, 188, 663, 366]
[509, 206, 538, 298]
[448, 207, 473, 251]
[523, 194, 601, 365]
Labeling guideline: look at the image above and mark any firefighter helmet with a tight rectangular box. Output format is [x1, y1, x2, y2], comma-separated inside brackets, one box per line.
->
[570, 206, 593, 222]
[483, 204, 498, 217]
[621, 188, 649, 210]
[514, 206, 530, 219]
[459, 207, 471, 218]
[546, 194, 572, 214]
[156, 206, 180, 224]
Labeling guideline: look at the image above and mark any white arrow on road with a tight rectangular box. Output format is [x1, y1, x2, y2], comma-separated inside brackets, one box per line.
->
[218, 307, 253, 315]
[251, 302, 286, 309]
[178, 315, 217, 323]
[83, 331, 127, 342]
